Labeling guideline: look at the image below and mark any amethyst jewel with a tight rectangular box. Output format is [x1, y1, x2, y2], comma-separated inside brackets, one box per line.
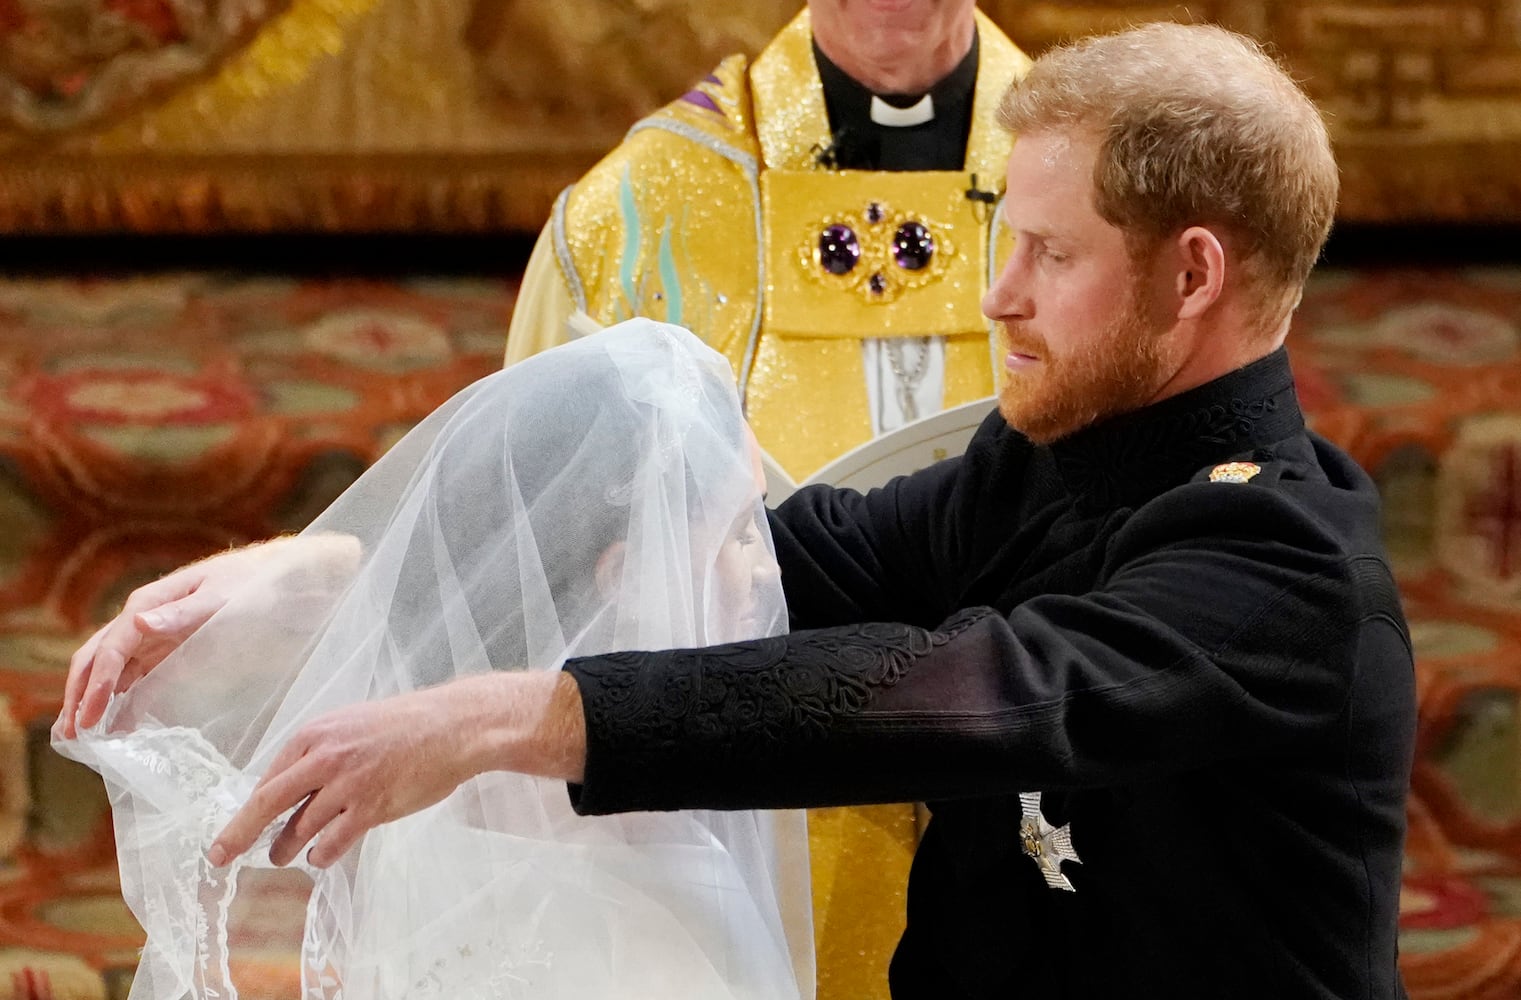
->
[818, 224, 861, 275]
[893, 221, 935, 271]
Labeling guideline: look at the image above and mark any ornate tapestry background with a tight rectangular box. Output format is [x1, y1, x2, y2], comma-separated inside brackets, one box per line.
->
[2, 0, 1521, 232]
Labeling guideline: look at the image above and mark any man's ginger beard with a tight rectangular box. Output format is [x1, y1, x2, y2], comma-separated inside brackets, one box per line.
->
[997, 276, 1171, 445]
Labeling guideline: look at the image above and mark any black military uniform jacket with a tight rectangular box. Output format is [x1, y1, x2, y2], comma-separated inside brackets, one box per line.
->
[564, 349, 1416, 999]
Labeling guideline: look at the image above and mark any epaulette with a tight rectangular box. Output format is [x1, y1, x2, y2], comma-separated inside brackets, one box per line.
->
[1193, 458, 1285, 487]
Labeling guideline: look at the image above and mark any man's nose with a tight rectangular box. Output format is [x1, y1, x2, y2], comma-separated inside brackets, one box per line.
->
[983, 256, 1031, 322]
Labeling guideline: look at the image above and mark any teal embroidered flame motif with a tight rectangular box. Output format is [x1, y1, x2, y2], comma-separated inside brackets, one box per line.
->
[618, 165, 692, 328]
[614, 167, 708, 330]
[617, 167, 642, 322]
[656, 221, 683, 327]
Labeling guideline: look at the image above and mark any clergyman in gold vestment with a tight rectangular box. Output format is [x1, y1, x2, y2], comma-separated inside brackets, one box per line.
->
[504, 4, 1030, 997]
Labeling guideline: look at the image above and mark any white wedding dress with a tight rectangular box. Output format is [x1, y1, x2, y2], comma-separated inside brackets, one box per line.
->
[57, 320, 814, 1000]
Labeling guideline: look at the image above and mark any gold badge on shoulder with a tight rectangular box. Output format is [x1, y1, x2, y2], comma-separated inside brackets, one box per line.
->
[1209, 462, 1262, 484]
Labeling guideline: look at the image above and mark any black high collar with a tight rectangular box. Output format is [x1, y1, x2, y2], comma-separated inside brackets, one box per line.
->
[1047, 348, 1306, 511]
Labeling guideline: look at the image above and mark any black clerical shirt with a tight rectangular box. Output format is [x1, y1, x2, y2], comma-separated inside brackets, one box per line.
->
[564, 349, 1415, 999]
[812, 31, 979, 171]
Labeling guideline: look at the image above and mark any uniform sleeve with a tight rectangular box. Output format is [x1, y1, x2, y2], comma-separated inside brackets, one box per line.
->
[765, 478, 947, 631]
[766, 412, 1007, 630]
[564, 481, 1408, 814]
[504, 222, 578, 369]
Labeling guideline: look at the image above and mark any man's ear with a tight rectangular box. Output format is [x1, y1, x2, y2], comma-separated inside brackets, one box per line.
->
[593, 541, 626, 598]
[1174, 226, 1227, 321]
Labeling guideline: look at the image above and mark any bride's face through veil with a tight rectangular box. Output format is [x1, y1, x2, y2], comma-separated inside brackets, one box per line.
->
[586, 419, 780, 648]
[708, 428, 781, 642]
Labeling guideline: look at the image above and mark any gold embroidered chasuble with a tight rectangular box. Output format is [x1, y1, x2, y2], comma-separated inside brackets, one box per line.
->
[519, 8, 1027, 481]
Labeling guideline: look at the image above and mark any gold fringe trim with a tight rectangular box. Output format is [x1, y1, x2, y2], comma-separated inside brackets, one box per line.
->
[7, 137, 1521, 235]
[0, 155, 598, 234]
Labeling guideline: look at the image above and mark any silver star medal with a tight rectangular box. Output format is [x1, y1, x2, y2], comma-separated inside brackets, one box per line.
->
[1019, 791, 1082, 892]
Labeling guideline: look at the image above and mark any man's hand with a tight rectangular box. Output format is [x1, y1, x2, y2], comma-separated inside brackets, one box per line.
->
[209, 671, 587, 869]
[55, 535, 361, 740]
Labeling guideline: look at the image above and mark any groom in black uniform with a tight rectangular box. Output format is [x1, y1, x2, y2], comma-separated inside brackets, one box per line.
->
[66, 20, 1415, 1000]
[560, 21, 1416, 1000]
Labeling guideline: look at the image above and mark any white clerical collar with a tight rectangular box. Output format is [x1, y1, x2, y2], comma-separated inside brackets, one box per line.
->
[870, 94, 935, 128]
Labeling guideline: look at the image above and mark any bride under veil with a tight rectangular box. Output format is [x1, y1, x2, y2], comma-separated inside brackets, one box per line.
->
[55, 320, 814, 1000]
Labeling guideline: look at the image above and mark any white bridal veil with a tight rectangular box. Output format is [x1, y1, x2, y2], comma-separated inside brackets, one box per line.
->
[56, 320, 814, 1000]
